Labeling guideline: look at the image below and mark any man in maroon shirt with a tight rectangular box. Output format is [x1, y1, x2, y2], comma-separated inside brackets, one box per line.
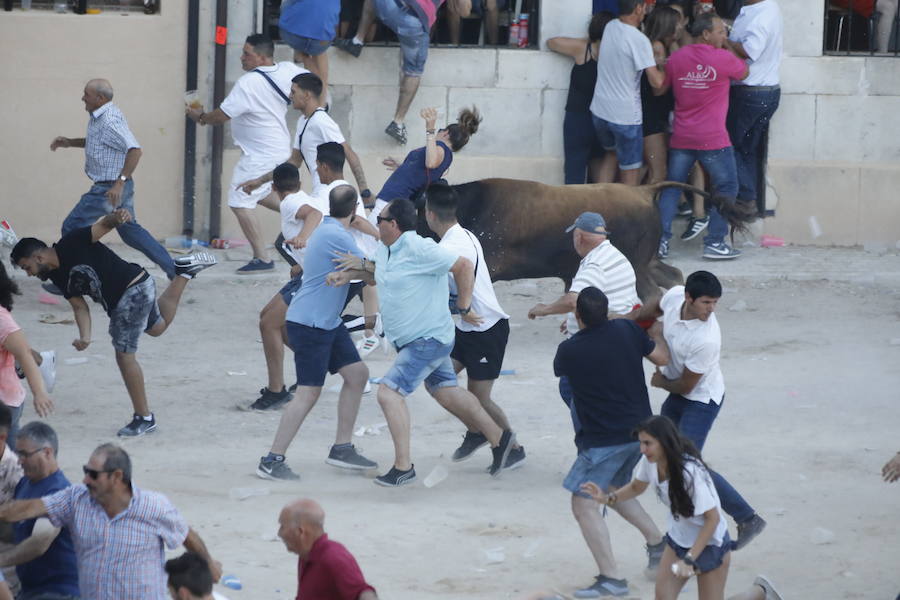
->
[278, 498, 378, 600]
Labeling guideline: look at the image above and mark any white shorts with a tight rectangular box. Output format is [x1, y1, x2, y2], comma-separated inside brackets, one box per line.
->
[228, 155, 286, 209]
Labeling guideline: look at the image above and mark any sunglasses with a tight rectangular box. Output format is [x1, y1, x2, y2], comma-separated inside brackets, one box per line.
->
[376, 216, 395, 224]
[83, 466, 113, 479]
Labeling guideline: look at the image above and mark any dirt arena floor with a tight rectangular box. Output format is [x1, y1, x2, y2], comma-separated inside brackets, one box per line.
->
[5, 239, 899, 599]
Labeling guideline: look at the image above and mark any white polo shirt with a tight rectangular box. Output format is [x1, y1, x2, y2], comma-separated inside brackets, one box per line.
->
[438, 224, 509, 332]
[220, 62, 306, 160]
[280, 190, 327, 266]
[293, 108, 346, 188]
[729, 0, 783, 87]
[566, 240, 640, 336]
[659, 285, 725, 405]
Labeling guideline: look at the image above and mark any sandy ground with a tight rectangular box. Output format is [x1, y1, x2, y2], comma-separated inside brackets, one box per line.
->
[4, 238, 900, 599]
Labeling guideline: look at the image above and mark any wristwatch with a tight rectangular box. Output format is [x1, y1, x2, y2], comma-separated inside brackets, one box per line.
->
[118, 175, 127, 183]
[360, 189, 372, 199]
[683, 553, 696, 567]
[458, 306, 471, 316]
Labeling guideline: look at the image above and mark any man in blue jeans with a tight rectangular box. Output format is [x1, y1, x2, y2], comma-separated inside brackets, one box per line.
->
[656, 13, 749, 260]
[646, 270, 767, 551]
[50, 78, 175, 280]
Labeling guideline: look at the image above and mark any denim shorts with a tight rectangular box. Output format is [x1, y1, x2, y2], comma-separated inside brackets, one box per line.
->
[373, 0, 429, 76]
[287, 322, 361, 387]
[280, 28, 332, 56]
[665, 531, 732, 573]
[109, 276, 161, 354]
[563, 442, 641, 498]
[592, 115, 644, 170]
[381, 337, 457, 396]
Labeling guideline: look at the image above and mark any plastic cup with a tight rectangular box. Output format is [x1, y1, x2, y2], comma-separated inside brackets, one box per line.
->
[184, 90, 202, 111]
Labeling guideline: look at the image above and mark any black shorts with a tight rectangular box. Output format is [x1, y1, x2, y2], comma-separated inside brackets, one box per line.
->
[450, 318, 509, 381]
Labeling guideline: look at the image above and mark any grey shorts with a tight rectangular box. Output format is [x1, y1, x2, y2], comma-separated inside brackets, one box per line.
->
[109, 276, 161, 354]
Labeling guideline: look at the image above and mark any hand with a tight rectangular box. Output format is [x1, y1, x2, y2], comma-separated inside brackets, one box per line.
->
[650, 368, 667, 389]
[672, 560, 695, 578]
[208, 559, 223, 583]
[332, 251, 363, 272]
[527, 303, 549, 320]
[287, 235, 308, 250]
[559, 319, 568, 334]
[326, 271, 351, 287]
[883, 453, 900, 483]
[106, 181, 125, 208]
[419, 107, 438, 130]
[72, 338, 90, 351]
[580, 482, 607, 503]
[289, 264, 302, 278]
[186, 106, 204, 122]
[461, 309, 483, 327]
[50, 136, 70, 151]
[237, 177, 263, 195]
[33, 393, 55, 418]
[107, 208, 132, 226]
[382, 157, 400, 171]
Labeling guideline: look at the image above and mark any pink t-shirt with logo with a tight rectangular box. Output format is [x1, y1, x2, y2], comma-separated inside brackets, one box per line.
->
[666, 44, 748, 150]
[0, 307, 25, 408]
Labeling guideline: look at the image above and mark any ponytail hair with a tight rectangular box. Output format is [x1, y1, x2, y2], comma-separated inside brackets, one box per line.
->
[0, 262, 21, 311]
[446, 106, 482, 152]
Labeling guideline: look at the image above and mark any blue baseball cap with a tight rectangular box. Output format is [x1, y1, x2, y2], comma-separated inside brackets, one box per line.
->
[565, 212, 610, 235]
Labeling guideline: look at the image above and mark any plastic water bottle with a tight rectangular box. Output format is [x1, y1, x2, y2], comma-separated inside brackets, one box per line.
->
[221, 575, 242, 590]
[517, 14, 529, 48]
[508, 20, 519, 46]
[165, 236, 208, 249]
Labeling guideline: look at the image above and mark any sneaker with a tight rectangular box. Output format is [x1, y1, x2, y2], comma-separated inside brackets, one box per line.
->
[657, 239, 669, 259]
[703, 242, 741, 260]
[175, 252, 218, 278]
[38, 350, 57, 393]
[452, 431, 489, 462]
[356, 334, 381, 357]
[235, 258, 273, 275]
[680, 215, 709, 241]
[363, 380, 372, 394]
[384, 121, 408, 145]
[257, 456, 300, 481]
[753, 575, 783, 600]
[374, 465, 416, 487]
[573, 575, 628, 598]
[117, 414, 157, 437]
[677, 203, 693, 217]
[734, 514, 767, 550]
[644, 539, 666, 580]
[503, 445, 526, 470]
[288, 382, 298, 393]
[326, 444, 378, 470]
[488, 430, 516, 477]
[0, 220, 17, 248]
[245, 387, 292, 411]
[333, 37, 363, 57]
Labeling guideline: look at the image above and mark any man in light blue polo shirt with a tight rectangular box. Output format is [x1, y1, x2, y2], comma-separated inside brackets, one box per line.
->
[328, 198, 515, 487]
[256, 185, 377, 482]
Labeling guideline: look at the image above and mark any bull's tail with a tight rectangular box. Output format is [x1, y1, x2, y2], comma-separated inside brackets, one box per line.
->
[644, 181, 756, 237]
[643, 181, 711, 199]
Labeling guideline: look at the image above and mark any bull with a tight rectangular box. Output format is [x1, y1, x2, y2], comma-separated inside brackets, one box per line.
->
[415, 179, 754, 302]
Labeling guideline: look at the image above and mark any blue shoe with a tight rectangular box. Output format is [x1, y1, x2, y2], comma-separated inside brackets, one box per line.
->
[236, 258, 274, 274]
[573, 575, 628, 598]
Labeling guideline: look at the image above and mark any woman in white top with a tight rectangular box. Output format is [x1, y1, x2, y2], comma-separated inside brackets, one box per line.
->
[582, 415, 731, 600]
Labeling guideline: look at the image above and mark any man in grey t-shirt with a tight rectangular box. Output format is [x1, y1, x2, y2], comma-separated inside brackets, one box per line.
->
[590, 0, 665, 185]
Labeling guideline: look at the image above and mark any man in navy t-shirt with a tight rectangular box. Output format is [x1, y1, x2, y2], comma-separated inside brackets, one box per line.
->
[2, 422, 79, 598]
[553, 287, 669, 598]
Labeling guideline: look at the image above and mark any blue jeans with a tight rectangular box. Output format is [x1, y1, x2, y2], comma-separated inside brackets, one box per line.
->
[563, 111, 602, 184]
[373, 0, 429, 76]
[659, 147, 737, 246]
[62, 180, 175, 278]
[591, 115, 644, 170]
[726, 85, 781, 204]
[381, 337, 457, 396]
[661, 393, 755, 524]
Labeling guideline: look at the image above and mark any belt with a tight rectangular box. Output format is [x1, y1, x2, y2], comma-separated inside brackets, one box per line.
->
[94, 180, 117, 185]
[734, 85, 780, 91]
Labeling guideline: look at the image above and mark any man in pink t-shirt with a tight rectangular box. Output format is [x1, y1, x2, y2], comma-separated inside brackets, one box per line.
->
[657, 13, 749, 261]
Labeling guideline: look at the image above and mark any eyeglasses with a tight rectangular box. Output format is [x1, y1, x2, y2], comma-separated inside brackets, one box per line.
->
[16, 447, 47, 459]
[83, 466, 113, 479]
[376, 216, 395, 224]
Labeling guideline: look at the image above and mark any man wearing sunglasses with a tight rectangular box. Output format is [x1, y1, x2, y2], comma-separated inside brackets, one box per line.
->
[0, 444, 221, 600]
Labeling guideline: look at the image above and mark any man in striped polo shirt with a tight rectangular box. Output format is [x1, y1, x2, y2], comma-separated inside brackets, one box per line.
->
[528, 211, 639, 336]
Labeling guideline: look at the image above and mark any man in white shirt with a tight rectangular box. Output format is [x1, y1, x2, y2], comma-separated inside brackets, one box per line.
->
[590, 0, 666, 185]
[725, 0, 783, 212]
[424, 184, 525, 470]
[187, 34, 305, 274]
[645, 270, 767, 551]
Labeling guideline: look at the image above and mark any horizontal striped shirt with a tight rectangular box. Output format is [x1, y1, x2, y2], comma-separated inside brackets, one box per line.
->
[44, 484, 189, 600]
[84, 102, 141, 183]
[566, 240, 640, 335]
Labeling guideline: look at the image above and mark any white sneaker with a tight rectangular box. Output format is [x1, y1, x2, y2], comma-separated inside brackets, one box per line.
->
[0, 220, 17, 249]
[356, 335, 380, 357]
[38, 351, 56, 393]
[363, 380, 372, 394]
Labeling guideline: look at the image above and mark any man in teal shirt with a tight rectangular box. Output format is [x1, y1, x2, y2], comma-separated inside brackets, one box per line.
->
[329, 198, 515, 487]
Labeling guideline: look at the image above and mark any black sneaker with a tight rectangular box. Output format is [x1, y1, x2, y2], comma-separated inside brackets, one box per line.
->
[235, 258, 273, 275]
[488, 430, 516, 477]
[384, 121, 408, 145]
[333, 37, 363, 57]
[117, 414, 157, 437]
[374, 465, 416, 487]
[175, 252, 217, 278]
[326, 445, 378, 470]
[288, 382, 298, 393]
[257, 456, 300, 481]
[680, 215, 709, 241]
[504, 445, 526, 470]
[249, 387, 292, 411]
[734, 514, 767, 550]
[677, 203, 693, 217]
[451, 431, 489, 462]
[573, 575, 628, 598]
[644, 539, 666, 579]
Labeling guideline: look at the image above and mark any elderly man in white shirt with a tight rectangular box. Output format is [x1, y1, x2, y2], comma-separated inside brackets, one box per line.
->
[188, 34, 305, 274]
[725, 0, 783, 212]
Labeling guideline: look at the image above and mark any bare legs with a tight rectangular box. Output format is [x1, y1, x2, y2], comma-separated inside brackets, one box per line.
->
[572, 493, 620, 578]
[655, 545, 731, 600]
[596, 152, 619, 183]
[231, 207, 269, 262]
[259, 294, 291, 393]
[448, 0, 499, 45]
[644, 133, 668, 184]
[394, 74, 421, 126]
[293, 50, 329, 95]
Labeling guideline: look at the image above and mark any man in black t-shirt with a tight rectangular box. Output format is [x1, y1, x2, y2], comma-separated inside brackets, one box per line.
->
[11, 210, 216, 437]
[552, 287, 669, 598]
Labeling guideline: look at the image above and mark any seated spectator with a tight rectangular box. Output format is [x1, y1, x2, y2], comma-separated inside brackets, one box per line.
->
[548, 12, 615, 184]
[447, 0, 507, 45]
[166, 552, 230, 600]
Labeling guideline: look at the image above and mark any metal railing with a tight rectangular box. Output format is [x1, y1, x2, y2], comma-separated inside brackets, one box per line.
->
[824, 0, 900, 55]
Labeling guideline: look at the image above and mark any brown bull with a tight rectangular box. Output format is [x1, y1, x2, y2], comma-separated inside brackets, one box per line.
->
[416, 178, 751, 302]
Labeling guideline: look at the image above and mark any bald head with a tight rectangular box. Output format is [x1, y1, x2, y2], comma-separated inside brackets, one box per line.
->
[83, 79, 113, 113]
[284, 498, 325, 529]
[86, 79, 114, 100]
[278, 498, 326, 557]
